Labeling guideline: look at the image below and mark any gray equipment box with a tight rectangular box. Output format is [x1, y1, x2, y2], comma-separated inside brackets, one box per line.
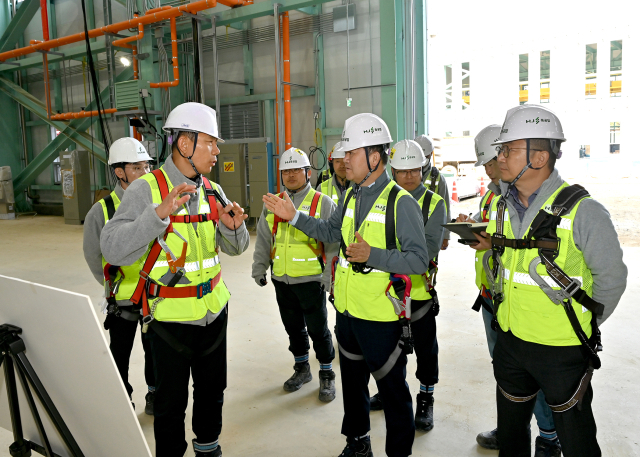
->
[59, 150, 92, 225]
[247, 142, 269, 218]
[216, 144, 247, 208]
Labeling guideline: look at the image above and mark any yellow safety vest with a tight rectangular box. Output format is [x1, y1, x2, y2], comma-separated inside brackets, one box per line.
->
[138, 169, 230, 322]
[486, 183, 593, 346]
[99, 191, 144, 301]
[320, 177, 341, 204]
[334, 181, 410, 322]
[266, 190, 324, 277]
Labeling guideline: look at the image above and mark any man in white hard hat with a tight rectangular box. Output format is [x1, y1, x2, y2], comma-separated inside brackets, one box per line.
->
[263, 113, 430, 457]
[367, 139, 446, 432]
[101, 102, 249, 457]
[83, 137, 156, 414]
[471, 105, 627, 457]
[252, 147, 338, 402]
[457, 125, 561, 455]
[317, 141, 350, 203]
[414, 134, 451, 251]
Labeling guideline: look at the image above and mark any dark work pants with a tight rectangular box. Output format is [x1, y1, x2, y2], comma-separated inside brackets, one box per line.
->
[149, 308, 227, 457]
[494, 329, 600, 457]
[411, 300, 438, 387]
[107, 313, 155, 398]
[272, 279, 335, 364]
[336, 312, 415, 457]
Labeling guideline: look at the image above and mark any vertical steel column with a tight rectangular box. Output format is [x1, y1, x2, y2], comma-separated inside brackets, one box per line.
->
[210, 16, 221, 133]
[243, 21, 253, 95]
[414, 0, 427, 135]
[380, 0, 399, 142]
[316, 31, 327, 164]
[274, 3, 284, 159]
[192, 18, 205, 103]
[102, 0, 116, 110]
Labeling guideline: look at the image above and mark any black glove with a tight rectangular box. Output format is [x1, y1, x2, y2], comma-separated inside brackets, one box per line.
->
[255, 275, 268, 287]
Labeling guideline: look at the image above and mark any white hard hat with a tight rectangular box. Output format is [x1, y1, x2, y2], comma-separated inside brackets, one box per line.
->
[474, 125, 501, 166]
[492, 104, 565, 151]
[162, 102, 224, 143]
[341, 113, 393, 151]
[279, 147, 311, 170]
[331, 141, 345, 159]
[413, 134, 434, 156]
[108, 137, 153, 165]
[389, 140, 427, 170]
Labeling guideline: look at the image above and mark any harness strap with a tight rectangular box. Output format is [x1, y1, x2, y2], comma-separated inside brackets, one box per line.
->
[481, 192, 495, 222]
[547, 364, 595, 412]
[492, 237, 559, 250]
[421, 190, 433, 225]
[499, 385, 539, 403]
[104, 194, 116, 221]
[411, 299, 435, 322]
[472, 292, 495, 315]
[147, 271, 222, 299]
[429, 167, 438, 192]
[337, 338, 406, 381]
[339, 190, 355, 260]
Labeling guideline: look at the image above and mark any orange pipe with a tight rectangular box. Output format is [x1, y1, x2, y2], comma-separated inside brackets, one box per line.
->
[283, 12, 291, 151]
[0, 0, 220, 62]
[39, 0, 52, 118]
[145, 6, 172, 14]
[113, 17, 144, 80]
[150, 16, 179, 89]
[217, 0, 249, 6]
[50, 108, 117, 120]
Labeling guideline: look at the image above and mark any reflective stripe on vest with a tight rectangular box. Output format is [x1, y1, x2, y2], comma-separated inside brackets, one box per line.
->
[485, 183, 593, 346]
[474, 190, 496, 290]
[138, 169, 230, 322]
[334, 180, 411, 322]
[99, 191, 144, 301]
[266, 190, 324, 277]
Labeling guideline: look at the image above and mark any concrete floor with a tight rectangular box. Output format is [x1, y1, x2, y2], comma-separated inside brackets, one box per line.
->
[0, 215, 638, 456]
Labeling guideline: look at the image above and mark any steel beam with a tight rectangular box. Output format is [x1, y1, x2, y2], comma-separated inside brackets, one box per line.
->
[414, 0, 427, 135]
[208, 0, 335, 27]
[4, 67, 133, 195]
[380, 0, 398, 142]
[0, 0, 39, 53]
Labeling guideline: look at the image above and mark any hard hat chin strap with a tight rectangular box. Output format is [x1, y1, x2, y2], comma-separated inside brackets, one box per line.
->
[178, 131, 201, 179]
[507, 139, 543, 192]
[357, 146, 381, 188]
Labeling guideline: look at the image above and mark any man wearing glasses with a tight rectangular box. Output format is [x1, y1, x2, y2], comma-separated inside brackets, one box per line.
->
[253, 147, 338, 402]
[471, 105, 627, 457]
[83, 137, 156, 414]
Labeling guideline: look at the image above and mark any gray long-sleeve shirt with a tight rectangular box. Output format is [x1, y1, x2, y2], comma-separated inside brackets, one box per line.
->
[252, 182, 338, 289]
[424, 165, 452, 240]
[100, 155, 250, 325]
[496, 169, 627, 325]
[84, 183, 125, 285]
[409, 184, 446, 259]
[291, 171, 430, 276]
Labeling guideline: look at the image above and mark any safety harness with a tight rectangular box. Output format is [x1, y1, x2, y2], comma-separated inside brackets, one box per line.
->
[489, 184, 604, 412]
[427, 167, 440, 193]
[269, 190, 325, 271]
[129, 169, 227, 359]
[472, 190, 497, 315]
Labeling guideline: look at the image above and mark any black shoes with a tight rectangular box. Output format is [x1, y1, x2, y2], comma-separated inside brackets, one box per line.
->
[369, 392, 384, 411]
[319, 370, 336, 402]
[338, 436, 373, 457]
[283, 363, 312, 392]
[144, 391, 155, 416]
[534, 436, 562, 457]
[476, 428, 500, 450]
[415, 393, 434, 432]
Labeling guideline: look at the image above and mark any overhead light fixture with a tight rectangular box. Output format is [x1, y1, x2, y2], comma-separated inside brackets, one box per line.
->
[120, 56, 131, 67]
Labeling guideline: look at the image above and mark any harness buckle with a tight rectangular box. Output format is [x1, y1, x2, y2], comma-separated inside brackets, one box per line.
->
[514, 239, 530, 249]
[196, 279, 213, 299]
[563, 278, 581, 297]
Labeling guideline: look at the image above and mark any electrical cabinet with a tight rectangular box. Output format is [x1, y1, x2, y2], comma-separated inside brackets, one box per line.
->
[216, 143, 247, 208]
[247, 142, 269, 218]
[59, 150, 92, 225]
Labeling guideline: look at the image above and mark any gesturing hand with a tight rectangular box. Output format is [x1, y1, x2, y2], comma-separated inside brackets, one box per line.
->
[470, 231, 491, 251]
[345, 232, 371, 263]
[262, 192, 296, 221]
[217, 201, 248, 230]
[155, 183, 196, 220]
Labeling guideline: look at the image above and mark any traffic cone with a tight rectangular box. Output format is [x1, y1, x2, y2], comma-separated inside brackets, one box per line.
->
[451, 179, 459, 203]
[480, 176, 486, 197]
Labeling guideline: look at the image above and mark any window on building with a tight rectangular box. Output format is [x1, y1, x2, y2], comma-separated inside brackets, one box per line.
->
[540, 50, 550, 103]
[610, 122, 620, 153]
[579, 145, 590, 159]
[462, 62, 470, 109]
[519, 54, 528, 104]
[586, 44, 597, 99]
[445, 64, 452, 110]
[463, 130, 470, 137]
[610, 40, 622, 97]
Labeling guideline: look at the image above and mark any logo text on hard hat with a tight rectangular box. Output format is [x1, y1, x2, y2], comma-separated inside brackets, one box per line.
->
[284, 158, 298, 164]
[341, 137, 349, 142]
[501, 129, 509, 134]
[401, 155, 417, 160]
[181, 123, 190, 128]
[363, 127, 382, 134]
[525, 117, 550, 125]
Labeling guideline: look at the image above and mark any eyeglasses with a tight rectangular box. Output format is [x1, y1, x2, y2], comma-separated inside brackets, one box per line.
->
[281, 168, 304, 176]
[126, 162, 151, 173]
[395, 169, 422, 178]
[496, 145, 542, 158]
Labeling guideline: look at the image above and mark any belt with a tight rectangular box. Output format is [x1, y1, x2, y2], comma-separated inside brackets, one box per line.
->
[148, 271, 222, 299]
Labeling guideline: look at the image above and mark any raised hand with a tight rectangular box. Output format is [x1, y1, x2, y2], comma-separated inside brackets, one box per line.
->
[345, 232, 371, 263]
[262, 192, 296, 221]
[156, 183, 196, 220]
[218, 201, 248, 230]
